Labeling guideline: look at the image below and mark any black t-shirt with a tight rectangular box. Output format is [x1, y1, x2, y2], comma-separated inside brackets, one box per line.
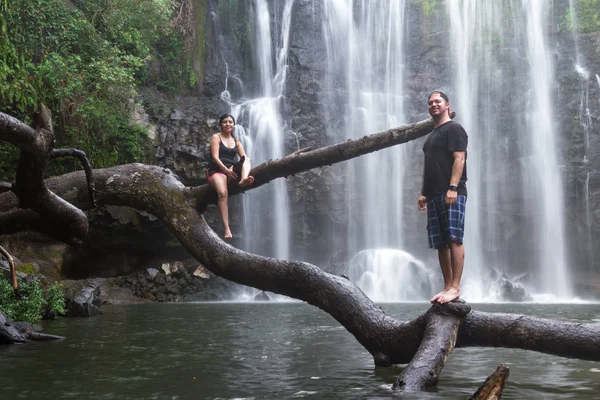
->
[422, 120, 468, 197]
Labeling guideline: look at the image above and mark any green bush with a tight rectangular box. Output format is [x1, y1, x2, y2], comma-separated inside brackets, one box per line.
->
[0, 0, 193, 177]
[0, 277, 66, 323]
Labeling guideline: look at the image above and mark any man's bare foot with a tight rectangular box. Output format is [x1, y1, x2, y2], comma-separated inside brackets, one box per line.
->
[438, 287, 460, 304]
[224, 230, 233, 239]
[430, 290, 446, 303]
[239, 176, 254, 187]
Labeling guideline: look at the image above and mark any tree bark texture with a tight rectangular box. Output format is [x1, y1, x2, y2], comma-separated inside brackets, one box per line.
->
[394, 301, 471, 390]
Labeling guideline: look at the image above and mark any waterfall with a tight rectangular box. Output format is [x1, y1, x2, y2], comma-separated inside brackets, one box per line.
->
[347, 249, 435, 302]
[211, 0, 584, 302]
[446, 0, 505, 300]
[321, 0, 408, 251]
[446, 0, 572, 299]
[523, 0, 571, 297]
[231, 0, 295, 260]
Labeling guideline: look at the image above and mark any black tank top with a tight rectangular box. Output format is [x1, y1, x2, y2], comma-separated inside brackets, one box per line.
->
[209, 135, 238, 171]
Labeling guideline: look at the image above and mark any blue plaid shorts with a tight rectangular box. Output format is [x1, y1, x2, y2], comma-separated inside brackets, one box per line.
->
[427, 195, 467, 249]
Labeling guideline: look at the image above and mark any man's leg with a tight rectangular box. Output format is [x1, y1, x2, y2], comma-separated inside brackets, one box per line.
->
[430, 247, 452, 303]
[438, 242, 464, 303]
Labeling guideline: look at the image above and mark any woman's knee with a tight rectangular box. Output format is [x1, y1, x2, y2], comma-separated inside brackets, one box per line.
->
[216, 188, 228, 199]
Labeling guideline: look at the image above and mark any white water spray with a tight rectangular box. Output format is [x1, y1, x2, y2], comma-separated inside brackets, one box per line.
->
[232, 0, 295, 260]
[321, 0, 408, 253]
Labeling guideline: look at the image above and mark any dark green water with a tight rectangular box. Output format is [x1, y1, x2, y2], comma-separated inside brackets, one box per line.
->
[1, 302, 600, 399]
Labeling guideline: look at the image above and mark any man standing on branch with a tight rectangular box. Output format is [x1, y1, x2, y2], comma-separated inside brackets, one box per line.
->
[417, 91, 468, 304]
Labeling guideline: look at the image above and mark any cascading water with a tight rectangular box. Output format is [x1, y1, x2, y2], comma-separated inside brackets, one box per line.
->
[321, 1, 419, 300]
[214, 1, 586, 302]
[230, 0, 295, 260]
[445, 0, 573, 300]
[522, 0, 571, 298]
[348, 249, 435, 302]
[446, 0, 504, 301]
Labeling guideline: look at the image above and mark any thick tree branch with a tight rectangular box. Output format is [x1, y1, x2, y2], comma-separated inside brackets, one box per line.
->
[190, 114, 452, 205]
[0, 245, 17, 291]
[10, 164, 598, 366]
[0, 111, 38, 152]
[0, 108, 89, 245]
[51, 148, 96, 207]
[458, 311, 600, 361]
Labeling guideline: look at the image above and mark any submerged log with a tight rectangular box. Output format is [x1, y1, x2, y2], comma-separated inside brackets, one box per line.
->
[470, 364, 510, 400]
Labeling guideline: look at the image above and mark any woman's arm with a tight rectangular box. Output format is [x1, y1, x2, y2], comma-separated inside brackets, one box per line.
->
[236, 139, 250, 160]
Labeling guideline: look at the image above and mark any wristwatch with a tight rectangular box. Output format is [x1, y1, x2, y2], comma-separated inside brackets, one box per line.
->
[448, 185, 458, 192]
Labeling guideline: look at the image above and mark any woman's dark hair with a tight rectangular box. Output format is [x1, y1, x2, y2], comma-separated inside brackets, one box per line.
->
[219, 113, 235, 125]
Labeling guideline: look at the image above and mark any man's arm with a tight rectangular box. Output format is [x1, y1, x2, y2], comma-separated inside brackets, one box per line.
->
[445, 151, 465, 205]
[418, 170, 427, 211]
[450, 151, 466, 186]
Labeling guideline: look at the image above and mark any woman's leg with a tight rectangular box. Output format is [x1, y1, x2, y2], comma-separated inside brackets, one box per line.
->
[239, 157, 254, 187]
[208, 173, 232, 238]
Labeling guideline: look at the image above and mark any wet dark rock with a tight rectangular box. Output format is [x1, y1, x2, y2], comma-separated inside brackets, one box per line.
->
[497, 278, 532, 303]
[65, 279, 103, 317]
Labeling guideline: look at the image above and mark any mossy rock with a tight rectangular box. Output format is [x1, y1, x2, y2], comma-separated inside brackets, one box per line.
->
[16, 262, 40, 276]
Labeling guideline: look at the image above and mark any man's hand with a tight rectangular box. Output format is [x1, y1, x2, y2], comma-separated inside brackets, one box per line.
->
[445, 190, 457, 205]
[417, 195, 427, 211]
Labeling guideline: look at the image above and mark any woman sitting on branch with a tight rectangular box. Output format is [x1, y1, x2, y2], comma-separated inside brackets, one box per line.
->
[206, 114, 254, 239]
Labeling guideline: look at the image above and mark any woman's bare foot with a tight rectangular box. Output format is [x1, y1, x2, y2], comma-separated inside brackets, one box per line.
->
[438, 287, 460, 304]
[224, 230, 233, 239]
[239, 175, 254, 187]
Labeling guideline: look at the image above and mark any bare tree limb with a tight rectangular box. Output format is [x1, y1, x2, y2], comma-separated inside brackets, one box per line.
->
[51, 148, 96, 207]
[0, 245, 17, 291]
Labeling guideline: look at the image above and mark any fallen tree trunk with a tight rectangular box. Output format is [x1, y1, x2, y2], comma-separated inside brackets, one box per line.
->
[4, 163, 598, 366]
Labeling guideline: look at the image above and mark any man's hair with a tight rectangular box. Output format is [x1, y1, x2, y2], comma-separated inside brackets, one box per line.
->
[428, 91, 449, 103]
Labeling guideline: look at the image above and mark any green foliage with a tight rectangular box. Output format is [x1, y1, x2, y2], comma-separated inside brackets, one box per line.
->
[0, 276, 65, 323]
[46, 283, 67, 316]
[562, 0, 600, 34]
[0, 0, 194, 177]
